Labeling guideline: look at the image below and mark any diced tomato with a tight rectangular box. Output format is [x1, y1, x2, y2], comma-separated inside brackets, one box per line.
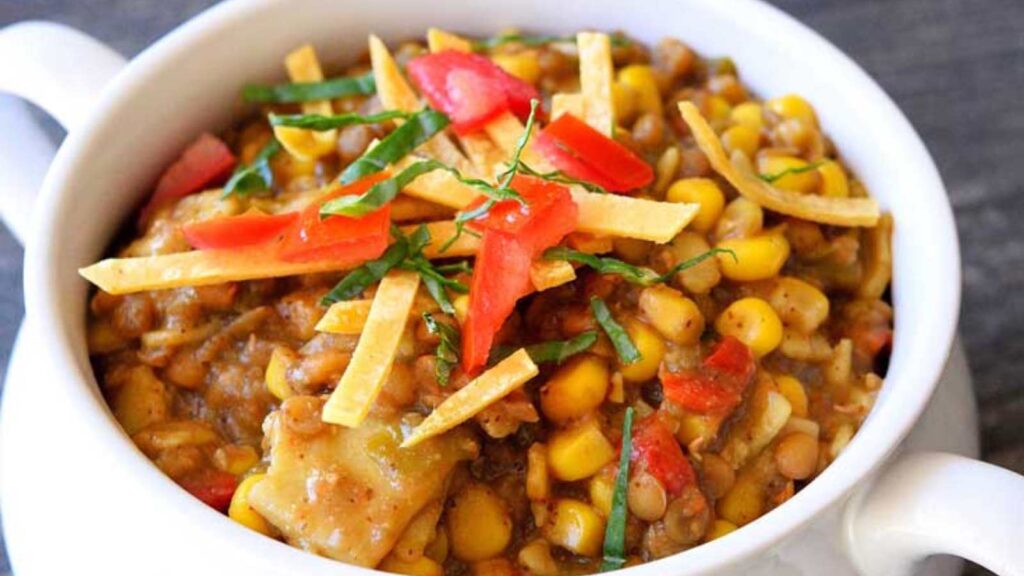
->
[179, 469, 238, 512]
[849, 325, 893, 358]
[461, 176, 578, 373]
[462, 232, 534, 373]
[183, 212, 299, 250]
[631, 415, 696, 497]
[407, 51, 541, 135]
[536, 113, 654, 192]
[276, 173, 392, 263]
[532, 132, 622, 191]
[659, 336, 756, 414]
[139, 133, 236, 226]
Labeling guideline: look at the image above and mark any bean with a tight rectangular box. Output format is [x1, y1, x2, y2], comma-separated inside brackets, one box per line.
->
[628, 471, 669, 521]
[774, 433, 819, 480]
[663, 484, 711, 546]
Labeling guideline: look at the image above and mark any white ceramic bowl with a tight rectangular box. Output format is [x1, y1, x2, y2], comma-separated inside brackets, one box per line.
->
[0, 1, 1021, 575]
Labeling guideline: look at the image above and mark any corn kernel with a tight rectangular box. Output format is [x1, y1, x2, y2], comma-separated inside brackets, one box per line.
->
[270, 151, 317, 184]
[618, 320, 666, 383]
[448, 484, 512, 562]
[527, 443, 550, 501]
[265, 346, 297, 401]
[517, 539, 559, 576]
[665, 178, 725, 233]
[715, 197, 763, 240]
[612, 82, 639, 125]
[716, 234, 791, 282]
[818, 160, 849, 198]
[213, 444, 260, 475]
[769, 277, 829, 333]
[721, 124, 761, 159]
[491, 51, 541, 84]
[676, 412, 719, 445]
[639, 285, 704, 345]
[765, 94, 817, 126]
[87, 321, 127, 354]
[612, 237, 652, 264]
[424, 529, 449, 564]
[716, 473, 764, 526]
[775, 375, 809, 418]
[617, 65, 662, 115]
[588, 469, 615, 516]
[705, 95, 731, 123]
[540, 355, 610, 423]
[547, 419, 616, 481]
[544, 499, 606, 556]
[668, 232, 722, 294]
[706, 519, 738, 541]
[379, 555, 444, 576]
[715, 298, 784, 357]
[730, 102, 764, 130]
[229, 474, 274, 536]
[453, 294, 470, 325]
[757, 155, 819, 194]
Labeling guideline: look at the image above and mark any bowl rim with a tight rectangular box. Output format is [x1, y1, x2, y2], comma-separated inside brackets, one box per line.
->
[21, 0, 962, 574]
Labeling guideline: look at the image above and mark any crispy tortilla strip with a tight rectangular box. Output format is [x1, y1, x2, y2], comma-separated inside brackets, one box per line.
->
[427, 27, 473, 53]
[391, 195, 455, 222]
[402, 349, 539, 447]
[577, 32, 615, 135]
[322, 270, 421, 427]
[551, 93, 584, 120]
[530, 260, 577, 291]
[483, 112, 550, 168]
[369, 35, 474, 173]
[315, 300, 373, 334]
[677, 102, 880, 227]
[394, 155, 481, 208]
[273, 44, 337, 160]
[79, 220, 479, 295]
[572, 190, 698, 242]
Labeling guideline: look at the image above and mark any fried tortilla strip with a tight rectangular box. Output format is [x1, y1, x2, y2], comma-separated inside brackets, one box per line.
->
[79, 220, 479, 295]
[577, 32, 615, 135]
[273, 44, 337, 160]
[322, 270, 420, 427]
[678, 102, 879, 226]
[402, 349, 539, 447]
[315, 300, 373, 335]
[551, 93, 585, 120]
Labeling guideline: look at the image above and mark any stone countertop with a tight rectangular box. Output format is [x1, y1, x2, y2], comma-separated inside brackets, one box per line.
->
[0, 1, 1020, 574]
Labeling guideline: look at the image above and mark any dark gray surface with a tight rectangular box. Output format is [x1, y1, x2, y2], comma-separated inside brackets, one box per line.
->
[0, 1, 1020, 574]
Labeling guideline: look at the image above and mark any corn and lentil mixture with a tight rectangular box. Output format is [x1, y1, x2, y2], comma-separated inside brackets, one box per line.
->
[83, 28, 892, 576]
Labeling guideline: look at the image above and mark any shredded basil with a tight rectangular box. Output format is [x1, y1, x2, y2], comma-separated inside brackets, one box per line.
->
[600, 407, 634, 572]
[518, 163, 609, 194]
[268, 110, 411, 131]
[490, 331, 599, 365]
[320, 225, 468, 312]
[590, 296, 641, 364]
[422, 312, 461, 386]
[544, 247, 735, 286]
[222, 139, 281, 197]
[472, 33, 631, 51]
[322, 159, 446, 218]
[242, 72, 376, 103]
[759, 160, 825, 184]
[339, 109, 451, 185]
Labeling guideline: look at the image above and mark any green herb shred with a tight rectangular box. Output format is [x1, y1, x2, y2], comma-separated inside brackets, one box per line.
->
[339, 109, 451, 185]
[422, 312, 461, 386]
[590, 296, 641, 364]
[223, 139, 281, 197]
[268, 110, 411, 132]
[490, 330, 599, 365]
[242, 72, 376, 103]
[759, 160, 825, 184]
[544, 247, 735, 286]
[319, 231, 411, 305]
[600, 407, 634, 572]
[321, 159, 447, 218]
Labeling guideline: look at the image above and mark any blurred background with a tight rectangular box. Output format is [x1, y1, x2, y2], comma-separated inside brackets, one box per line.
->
[0, 0, 1020, 574]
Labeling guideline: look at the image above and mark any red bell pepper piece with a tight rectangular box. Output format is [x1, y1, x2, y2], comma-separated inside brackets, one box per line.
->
[659, 336, 756, 414]
[532, 132, 622, 191]
[461, 175, 578, 373]
[631, 415, 696, 497]
[276, 173, 392, 263]
[407, 51, 541, 135]
[536, 113, 654, 192]
[179, 469, 238, 512]
[183, 211, 299, 250]
[139, 133, 236, 226]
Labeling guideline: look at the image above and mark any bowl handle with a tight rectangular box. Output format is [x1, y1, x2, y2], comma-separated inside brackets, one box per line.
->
[0, 21, 126, 244]
[845, 451, 1024, 575]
